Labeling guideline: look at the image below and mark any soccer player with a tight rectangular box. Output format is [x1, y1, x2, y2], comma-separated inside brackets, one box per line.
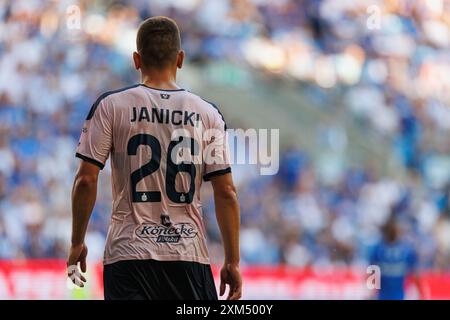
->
[369, 217, 424, 300]
[67, 16, 241, 300]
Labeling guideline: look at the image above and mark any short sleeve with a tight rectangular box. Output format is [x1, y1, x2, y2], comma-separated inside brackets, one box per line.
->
[202, 106, 231, 181]
[75, 98, 113, 169]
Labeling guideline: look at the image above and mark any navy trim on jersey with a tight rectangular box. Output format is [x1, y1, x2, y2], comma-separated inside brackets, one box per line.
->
[86, 84, 141, 120]
[201, 99, 227, 131]
[203, 167, 232, 181]
[76, 152, 105, 169]
[140, 84, 185, 92]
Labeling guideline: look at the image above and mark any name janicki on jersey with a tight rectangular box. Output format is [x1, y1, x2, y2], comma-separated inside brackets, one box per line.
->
[131, 106, 201, 127]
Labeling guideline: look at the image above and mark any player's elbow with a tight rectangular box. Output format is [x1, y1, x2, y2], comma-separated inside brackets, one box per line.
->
[74, 172, 98, 189]
[215, 183, 238, 202]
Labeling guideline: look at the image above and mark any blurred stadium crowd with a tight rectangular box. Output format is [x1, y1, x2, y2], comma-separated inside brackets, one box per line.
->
[1, 0, 450, 271]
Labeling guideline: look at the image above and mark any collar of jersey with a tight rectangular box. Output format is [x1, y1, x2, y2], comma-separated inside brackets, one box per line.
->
[140, 84, 185, 92]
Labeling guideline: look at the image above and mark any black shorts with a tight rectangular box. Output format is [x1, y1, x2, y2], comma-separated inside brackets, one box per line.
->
[103, 259, 218, 300]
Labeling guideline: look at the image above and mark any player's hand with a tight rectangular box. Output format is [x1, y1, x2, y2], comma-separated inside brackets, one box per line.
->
[67, 243, 88, 287]
[219, 263, 242, 300]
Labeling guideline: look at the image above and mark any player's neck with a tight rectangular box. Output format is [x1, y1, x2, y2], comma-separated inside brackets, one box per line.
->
[140, 68, 180, 91]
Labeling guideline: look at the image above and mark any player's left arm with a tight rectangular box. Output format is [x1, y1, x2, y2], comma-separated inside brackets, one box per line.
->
[409, 246, 427, 300]
[412, 271, 426, 300]
[67, 161, 100, 287]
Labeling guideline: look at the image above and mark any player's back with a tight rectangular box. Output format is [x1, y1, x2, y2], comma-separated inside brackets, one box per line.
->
[76, 84, 230, 265]
[370, 240, 418, 300]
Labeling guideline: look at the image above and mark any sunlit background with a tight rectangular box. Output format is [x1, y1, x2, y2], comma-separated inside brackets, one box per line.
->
[1, 0, 450, 299]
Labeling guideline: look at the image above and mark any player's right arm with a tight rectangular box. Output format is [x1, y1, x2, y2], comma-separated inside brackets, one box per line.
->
[67, 160, 100, 287]
[68, 96, 113, 286]
[211, 173, 242, 300]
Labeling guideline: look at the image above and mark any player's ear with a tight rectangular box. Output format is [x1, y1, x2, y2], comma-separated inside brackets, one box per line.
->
[133, 51, 141, 70]
[177, 50, 184, 69]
